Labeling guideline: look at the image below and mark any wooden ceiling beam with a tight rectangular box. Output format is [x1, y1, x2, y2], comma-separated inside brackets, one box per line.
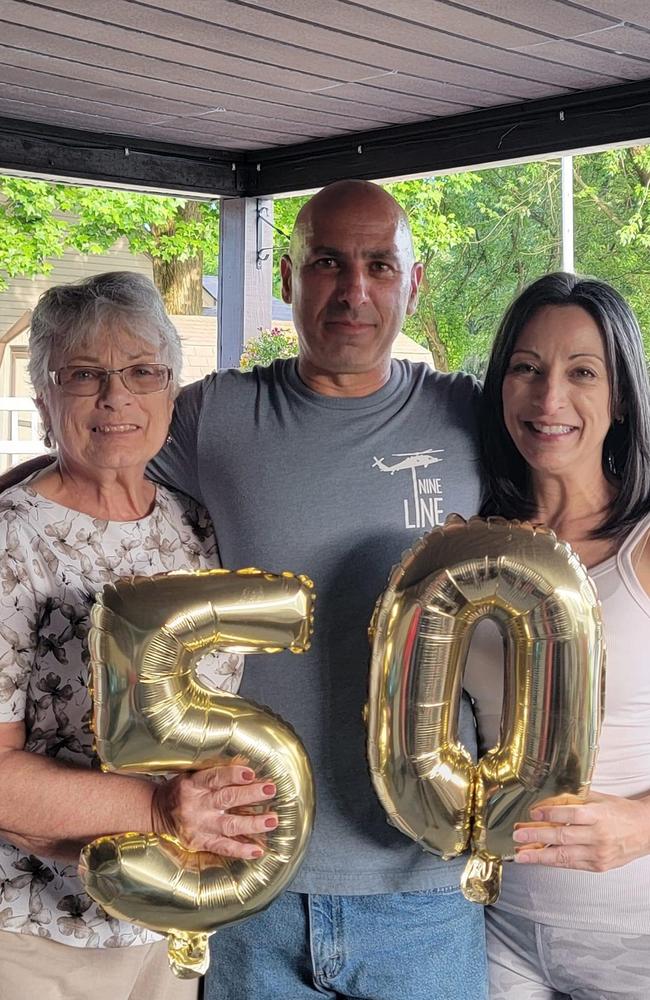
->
[0, 79, 648, 198]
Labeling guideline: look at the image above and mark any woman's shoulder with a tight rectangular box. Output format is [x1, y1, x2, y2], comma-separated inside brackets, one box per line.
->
[0, 481, 50, 531]
[621, 510, 650, 599]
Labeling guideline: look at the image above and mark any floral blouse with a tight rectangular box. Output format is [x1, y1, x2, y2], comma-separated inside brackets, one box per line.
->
[0, 481, 243, 948]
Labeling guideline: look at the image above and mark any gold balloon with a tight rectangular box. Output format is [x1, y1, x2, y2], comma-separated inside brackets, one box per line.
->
[79, 568, 316, 978]
[367, 516, 604, 905]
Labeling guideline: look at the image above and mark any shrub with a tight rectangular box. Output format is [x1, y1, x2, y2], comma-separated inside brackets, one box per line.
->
[239, 326, 299, 370]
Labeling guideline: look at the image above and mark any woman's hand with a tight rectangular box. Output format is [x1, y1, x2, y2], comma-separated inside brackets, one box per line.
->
[512, 791, 650, 872]
[151, 764, 277, 859]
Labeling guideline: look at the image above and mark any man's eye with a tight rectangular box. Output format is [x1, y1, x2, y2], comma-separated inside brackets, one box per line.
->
[370, 262, 391, 273]
[313, 257, 338, 269]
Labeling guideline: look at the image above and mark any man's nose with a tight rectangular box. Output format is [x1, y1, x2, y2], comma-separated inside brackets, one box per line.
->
[97, 371, 133, 407]
[337, 265, 370, 307]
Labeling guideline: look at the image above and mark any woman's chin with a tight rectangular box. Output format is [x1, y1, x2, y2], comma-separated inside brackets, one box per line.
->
[63, 444, 154, 475]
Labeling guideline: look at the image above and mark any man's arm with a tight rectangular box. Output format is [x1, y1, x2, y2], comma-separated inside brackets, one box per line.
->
[148, 377, 207, 503]
[0, 454, 53, 492]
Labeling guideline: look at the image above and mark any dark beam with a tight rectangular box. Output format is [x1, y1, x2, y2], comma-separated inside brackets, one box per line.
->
[245, 79, 650, 196]
[1, 79, 648, 198]
[0, 117, 243, 196]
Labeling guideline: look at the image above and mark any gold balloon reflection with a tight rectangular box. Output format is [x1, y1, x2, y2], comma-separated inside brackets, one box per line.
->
[367, 517, 604, 904]
[79, 568, 316, 977]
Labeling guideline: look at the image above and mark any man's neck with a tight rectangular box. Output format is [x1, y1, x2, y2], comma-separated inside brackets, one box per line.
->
[296, 358, 392, 398]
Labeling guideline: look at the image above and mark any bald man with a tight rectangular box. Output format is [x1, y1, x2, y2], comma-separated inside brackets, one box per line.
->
[0, 181, 487, 998]
[152, 180, 488, 999]
[282, 180, 422, 395]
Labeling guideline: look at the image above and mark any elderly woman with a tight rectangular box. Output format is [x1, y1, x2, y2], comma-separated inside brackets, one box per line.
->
[0, 273, 275, 1000]
[465, 273, 650, 999]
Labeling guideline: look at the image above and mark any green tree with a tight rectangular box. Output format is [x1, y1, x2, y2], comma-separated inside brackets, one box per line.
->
[574, 146, 650, 355]
[272, 151, 650, 372]
[387, 165, 562, 373]
[271, 194, 307, 300]
[0, 177, 220, 313]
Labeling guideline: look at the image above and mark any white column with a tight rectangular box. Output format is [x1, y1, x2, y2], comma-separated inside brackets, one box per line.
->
[560, 156, 574, 273]
[217, 197, 273, 369]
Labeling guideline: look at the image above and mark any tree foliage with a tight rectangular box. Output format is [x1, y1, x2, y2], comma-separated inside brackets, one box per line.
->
[574, 146, 650, 345]
[2, 144, 649, 361]
[0, 177, 219, 313]
[271, 147, 650, 372]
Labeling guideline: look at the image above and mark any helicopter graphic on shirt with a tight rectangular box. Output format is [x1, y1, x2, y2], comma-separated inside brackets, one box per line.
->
[371, 450, 444, 475]
[372, 448, 446, 528]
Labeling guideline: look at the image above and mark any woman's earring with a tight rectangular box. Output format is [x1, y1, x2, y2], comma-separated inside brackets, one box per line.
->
[615, 415, 625, 425]
[166, 433, 173, 445]
[43, 428, 54, 449]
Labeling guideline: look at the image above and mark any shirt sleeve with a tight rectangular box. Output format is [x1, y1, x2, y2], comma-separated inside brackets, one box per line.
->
[148, 376, 208, 504]
[0, 520, 40, 723]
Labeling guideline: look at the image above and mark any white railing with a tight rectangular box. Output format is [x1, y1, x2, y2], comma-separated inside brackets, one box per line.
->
[0, 397, 45, 466]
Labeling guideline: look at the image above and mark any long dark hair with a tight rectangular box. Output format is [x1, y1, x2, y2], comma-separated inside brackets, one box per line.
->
[480, 272, 650, 541]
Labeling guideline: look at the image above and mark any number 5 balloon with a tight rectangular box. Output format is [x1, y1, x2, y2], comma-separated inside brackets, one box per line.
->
[79, 568, 315, 978]
[366, 516, 604, 904]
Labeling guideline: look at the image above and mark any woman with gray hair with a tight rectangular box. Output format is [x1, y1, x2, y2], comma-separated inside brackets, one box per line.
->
[0, 272, 275, 999]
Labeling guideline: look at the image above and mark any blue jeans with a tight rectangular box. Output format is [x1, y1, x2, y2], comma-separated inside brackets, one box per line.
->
[204, 888, 487, 1000]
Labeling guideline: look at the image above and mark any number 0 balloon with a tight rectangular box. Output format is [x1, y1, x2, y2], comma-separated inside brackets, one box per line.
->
[367, 516, 604, 904]
[79, 568, 315, 978]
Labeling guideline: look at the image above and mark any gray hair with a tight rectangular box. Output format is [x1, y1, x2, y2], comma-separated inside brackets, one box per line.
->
[29, 271, 183, 396]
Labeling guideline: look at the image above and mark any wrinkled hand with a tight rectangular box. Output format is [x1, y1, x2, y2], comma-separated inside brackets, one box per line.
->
[152, 764, 277, 859]
[512, 791, 650, 872]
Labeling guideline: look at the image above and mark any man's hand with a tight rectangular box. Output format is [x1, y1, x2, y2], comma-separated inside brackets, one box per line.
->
[512, 791, 650, 872]
[0, 454, 53, 492]
[152, 764, 278, 859]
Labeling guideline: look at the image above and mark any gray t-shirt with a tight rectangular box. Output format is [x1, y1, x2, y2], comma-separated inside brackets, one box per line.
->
[151, 358, 482, 894]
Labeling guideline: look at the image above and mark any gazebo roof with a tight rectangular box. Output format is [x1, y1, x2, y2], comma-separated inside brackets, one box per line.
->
[0, 1, 649, 195]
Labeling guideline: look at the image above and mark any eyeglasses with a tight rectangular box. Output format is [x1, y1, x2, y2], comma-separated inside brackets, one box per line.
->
[50, 364, 173, 396]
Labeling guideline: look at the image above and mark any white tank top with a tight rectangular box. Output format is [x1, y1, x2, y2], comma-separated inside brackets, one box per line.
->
[464, 513, 650, 932]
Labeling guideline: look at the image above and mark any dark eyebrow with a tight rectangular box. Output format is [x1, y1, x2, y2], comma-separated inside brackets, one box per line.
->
[308, 245, 400, 262]
[510, 349, 605, 362]
[362, 248, 399, 262]
[309, 246, 341, 257]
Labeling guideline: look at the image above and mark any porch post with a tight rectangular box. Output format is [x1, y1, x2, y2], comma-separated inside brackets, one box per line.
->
[217, 196, 273, 369]
[560, 156, 574, 274]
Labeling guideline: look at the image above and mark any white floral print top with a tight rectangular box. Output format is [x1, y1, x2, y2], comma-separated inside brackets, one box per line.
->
[0, 480, 243, 948]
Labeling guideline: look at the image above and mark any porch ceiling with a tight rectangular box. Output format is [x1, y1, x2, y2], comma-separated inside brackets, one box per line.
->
[0, 0, 649, 195]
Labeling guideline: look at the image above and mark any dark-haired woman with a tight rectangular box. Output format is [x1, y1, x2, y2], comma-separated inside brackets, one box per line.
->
[465, 272, 650, 999]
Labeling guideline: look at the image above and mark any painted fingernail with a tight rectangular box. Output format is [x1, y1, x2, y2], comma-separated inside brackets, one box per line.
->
[265, 817, 278, 829]
[241, 769, 255, 781]
[250, 848, 263, 858]
[262, 784, 276, 796]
